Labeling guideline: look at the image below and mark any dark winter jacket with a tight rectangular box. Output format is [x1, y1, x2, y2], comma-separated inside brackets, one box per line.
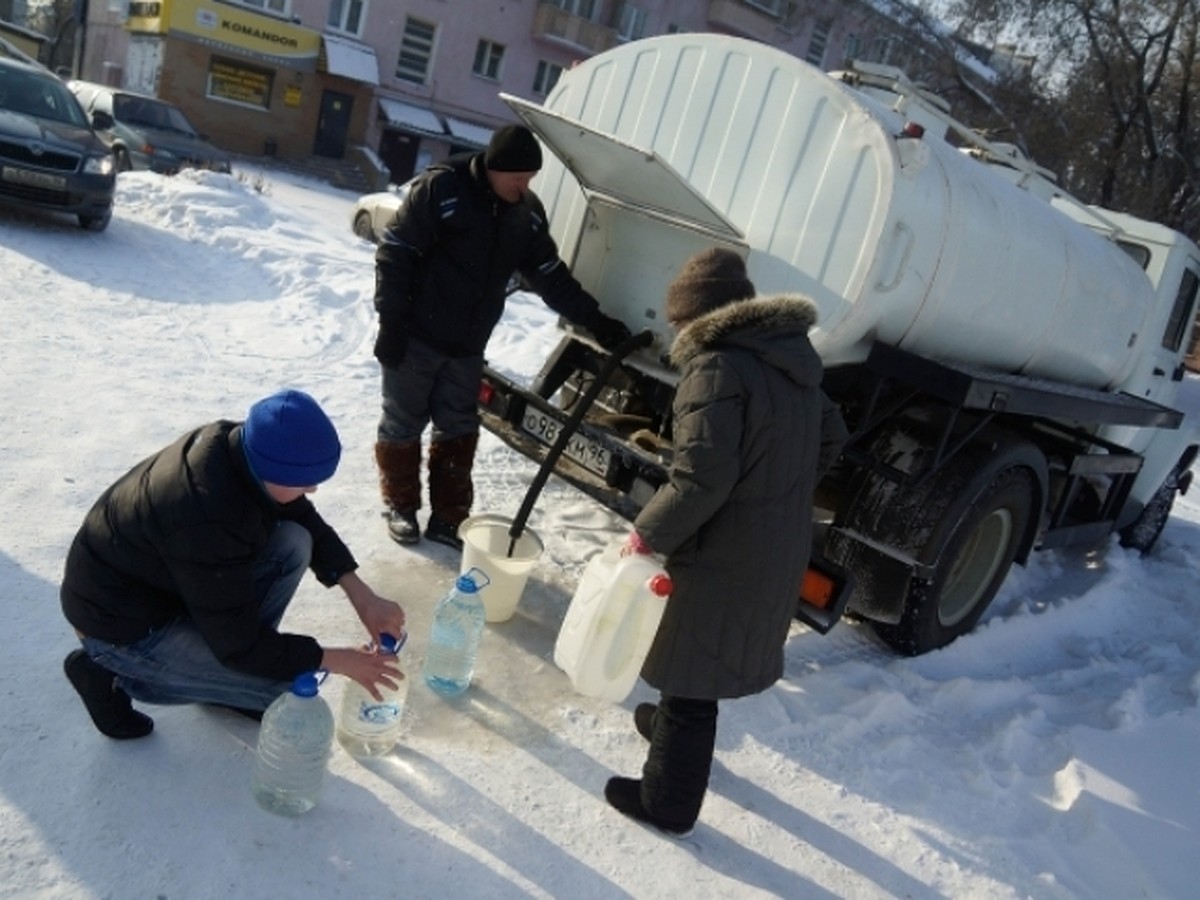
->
[60, 421, 357, 682]
[374, 153, 603, 359]
[634, 294, 847, 699]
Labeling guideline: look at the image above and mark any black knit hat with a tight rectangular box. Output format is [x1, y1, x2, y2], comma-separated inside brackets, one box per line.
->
[665, 248, 755, 324]
[485, 124, 543, 172]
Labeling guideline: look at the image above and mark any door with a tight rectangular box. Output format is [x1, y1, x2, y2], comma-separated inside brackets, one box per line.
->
[379, 129, 419, 183]
[313, 90, 353, 158]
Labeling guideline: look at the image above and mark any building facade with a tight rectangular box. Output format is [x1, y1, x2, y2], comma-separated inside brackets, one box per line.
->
[80, 1, 958, 184]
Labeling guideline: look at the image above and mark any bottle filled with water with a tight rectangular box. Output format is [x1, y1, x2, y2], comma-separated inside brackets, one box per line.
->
[252, 671, 334, 816]
[422, 568, 489, 697]
[336, 631, 408, 757]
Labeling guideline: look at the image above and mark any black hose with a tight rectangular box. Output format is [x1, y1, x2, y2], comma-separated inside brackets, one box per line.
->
[507, 329, 655, 556]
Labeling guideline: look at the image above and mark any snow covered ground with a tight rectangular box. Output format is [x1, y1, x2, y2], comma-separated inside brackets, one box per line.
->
[1, 168, 1196, 899]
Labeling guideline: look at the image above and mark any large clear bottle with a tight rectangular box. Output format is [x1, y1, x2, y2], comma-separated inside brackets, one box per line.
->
[336, 631, 408, 757]
[421, 570, 487, 697]
[251, 671, 334, 816]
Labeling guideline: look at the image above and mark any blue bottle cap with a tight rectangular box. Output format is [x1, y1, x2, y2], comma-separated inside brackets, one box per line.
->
[291, 671, 320, 697]
[379, 631, 407, 654]
[455, 574, 479, 593]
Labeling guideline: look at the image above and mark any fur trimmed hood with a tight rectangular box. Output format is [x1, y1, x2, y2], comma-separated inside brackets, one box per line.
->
[669, 293, 822, 386]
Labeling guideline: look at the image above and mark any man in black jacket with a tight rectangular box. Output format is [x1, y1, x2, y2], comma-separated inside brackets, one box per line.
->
[61, 389, 407, 740]
[373, 124, 631, 549]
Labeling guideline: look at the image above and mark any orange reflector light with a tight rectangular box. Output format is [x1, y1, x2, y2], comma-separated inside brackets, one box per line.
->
[800, 567, 836, 610]
[648, 574, 673, 597]
[478, 382, 495, 405]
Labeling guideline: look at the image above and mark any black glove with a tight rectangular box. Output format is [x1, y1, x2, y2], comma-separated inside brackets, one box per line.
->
[588, 312, 633, 353]
[374, 325, 407, 369]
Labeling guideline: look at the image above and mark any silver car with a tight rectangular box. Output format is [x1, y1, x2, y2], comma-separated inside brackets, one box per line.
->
[351, 181, 411, 243]
[68, 81, 231, 175]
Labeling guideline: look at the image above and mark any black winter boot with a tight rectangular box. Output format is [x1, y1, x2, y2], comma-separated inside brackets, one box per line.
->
[634, 702, 656, 741]
[428, 433, 478, 537]
[64, 650, 154, 739]
[376, 440, 423, 545]
[604, 777, 694, 837]
[639, 695, 717, 829]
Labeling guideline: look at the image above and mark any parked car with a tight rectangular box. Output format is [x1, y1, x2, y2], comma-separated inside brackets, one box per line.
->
[351, 181, 410, 242]
[68, 80, 231, 175]
[0, 56, 116, 231]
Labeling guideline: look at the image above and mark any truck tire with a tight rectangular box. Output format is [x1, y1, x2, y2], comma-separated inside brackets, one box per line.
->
[840, 430, 1043, 656]
[1118, 471, 1178, 554]
[874, 466, 1036, 655]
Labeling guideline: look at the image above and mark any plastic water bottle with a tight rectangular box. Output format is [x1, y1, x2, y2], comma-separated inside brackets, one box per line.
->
[422, 569, 489, 697]
[252, 671, 334, 816]
[336, 632, 408, 757]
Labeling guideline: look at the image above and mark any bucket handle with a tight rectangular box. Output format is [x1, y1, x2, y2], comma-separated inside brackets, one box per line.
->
[507, 328, 655, 557]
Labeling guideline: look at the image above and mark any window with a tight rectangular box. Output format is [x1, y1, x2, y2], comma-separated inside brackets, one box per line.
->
[206, 57, 274, 110]
[533, 60, 563, 95]
[552, 0, 599, 21]
[616, 4, 647, 41]
[1162, 269, 1199, 352]
[871, 35, 895, 65]
[844, 34, 861, 62]
[473, 40, 505, 80]
[780, 2, 801, 32]
[328, 0, 367, 36]
[229, 0, 289, 15]
[806, 21, 831, 67]
[744, 0, 784, 15]
[396, 17, 436, 85]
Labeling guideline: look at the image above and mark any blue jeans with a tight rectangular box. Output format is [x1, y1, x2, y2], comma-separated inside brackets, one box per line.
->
[80, 521, 311, 711]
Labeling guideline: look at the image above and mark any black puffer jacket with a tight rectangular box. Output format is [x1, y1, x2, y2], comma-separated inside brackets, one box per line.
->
[374, 153, 602, 358]
[60, 422, 357, 682]
[634, 295, 847, 699]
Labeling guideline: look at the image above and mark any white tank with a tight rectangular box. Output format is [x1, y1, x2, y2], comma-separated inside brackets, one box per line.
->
[516, 34, 1155, 393]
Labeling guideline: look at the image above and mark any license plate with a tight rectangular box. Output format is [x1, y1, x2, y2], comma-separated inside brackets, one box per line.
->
[521, 409, 611, 477]
[2, 166, 66, 190]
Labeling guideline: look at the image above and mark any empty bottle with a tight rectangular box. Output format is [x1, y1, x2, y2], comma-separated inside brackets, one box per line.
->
[252, 670, 334, 816]
[336, 631, 408, 757]
[422, 569, 489, 697]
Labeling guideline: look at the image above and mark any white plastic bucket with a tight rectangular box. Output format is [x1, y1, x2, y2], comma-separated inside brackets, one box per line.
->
[554, 541, 673, 702]
[457, 514, 545, 623]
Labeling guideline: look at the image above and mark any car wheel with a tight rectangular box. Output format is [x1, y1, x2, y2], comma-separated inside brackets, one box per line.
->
[114, 149, 132, 173]
[78, 213, 111, 232]
[353, 211, 376, 243]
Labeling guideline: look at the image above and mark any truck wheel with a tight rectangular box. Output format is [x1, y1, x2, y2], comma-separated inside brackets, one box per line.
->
[874, 466, 1036, 655]
[1118, 471, 1178, 554]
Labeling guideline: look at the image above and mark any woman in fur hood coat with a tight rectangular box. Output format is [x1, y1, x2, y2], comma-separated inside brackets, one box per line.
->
[604, 248, 848, 836]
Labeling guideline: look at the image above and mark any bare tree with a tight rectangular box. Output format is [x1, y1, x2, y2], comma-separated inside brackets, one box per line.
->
[947, 0, 1200, 236]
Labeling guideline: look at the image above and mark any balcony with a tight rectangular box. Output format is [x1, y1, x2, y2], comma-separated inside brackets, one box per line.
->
[706, 0, 782, 43]
[532, 2, 620, 56]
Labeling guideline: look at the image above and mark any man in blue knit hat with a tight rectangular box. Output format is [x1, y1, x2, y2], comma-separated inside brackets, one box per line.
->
[60, 389, 407, 740]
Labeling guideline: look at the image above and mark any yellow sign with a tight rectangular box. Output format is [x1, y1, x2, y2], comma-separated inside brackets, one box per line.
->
[284, 84, 302, 107]
[208, 58, 274, 108]
[126, 0, 167, 34]
[129, 0, 320, 65]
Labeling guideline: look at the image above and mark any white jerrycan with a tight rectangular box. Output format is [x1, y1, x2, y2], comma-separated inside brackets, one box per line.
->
[554, 542, 673, 703]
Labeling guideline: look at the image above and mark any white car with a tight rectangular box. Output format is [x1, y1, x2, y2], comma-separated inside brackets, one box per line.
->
[351, 181, 410, 242]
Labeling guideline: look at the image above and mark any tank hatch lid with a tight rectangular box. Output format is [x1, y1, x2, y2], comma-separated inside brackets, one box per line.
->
[501, 94, 742, 241]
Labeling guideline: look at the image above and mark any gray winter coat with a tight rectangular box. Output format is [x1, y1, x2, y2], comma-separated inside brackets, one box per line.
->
[634, 294, 847, 699]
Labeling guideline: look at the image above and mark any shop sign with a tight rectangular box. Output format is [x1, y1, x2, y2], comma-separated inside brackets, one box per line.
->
[130, 0, 321, 67]
[208, 57, 275, 109]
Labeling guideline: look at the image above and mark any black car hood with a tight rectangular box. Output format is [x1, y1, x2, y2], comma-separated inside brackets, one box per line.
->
[0, 109, 106, 153]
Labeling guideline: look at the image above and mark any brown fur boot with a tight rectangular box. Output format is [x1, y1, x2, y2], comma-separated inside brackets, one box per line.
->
[376, 440, 422, 544]
[427, 433, 478, 549]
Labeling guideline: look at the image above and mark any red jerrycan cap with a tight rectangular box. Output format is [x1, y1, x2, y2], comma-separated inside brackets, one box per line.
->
[648, 573, 673, 597]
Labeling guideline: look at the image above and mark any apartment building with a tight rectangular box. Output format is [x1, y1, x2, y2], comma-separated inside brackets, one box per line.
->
[79, 1, 944, 184]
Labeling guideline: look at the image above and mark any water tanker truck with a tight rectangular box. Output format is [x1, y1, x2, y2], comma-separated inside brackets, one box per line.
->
[477, 34, 1200, 655]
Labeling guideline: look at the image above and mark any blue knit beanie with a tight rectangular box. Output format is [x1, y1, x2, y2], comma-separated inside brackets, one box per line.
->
[243, 390, 341, 487]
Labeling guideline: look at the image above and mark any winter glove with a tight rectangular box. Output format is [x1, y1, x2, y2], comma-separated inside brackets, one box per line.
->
[587, 312, 633, 353]
[374, 325, 407, 369]
[620, 530, 654, 558]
